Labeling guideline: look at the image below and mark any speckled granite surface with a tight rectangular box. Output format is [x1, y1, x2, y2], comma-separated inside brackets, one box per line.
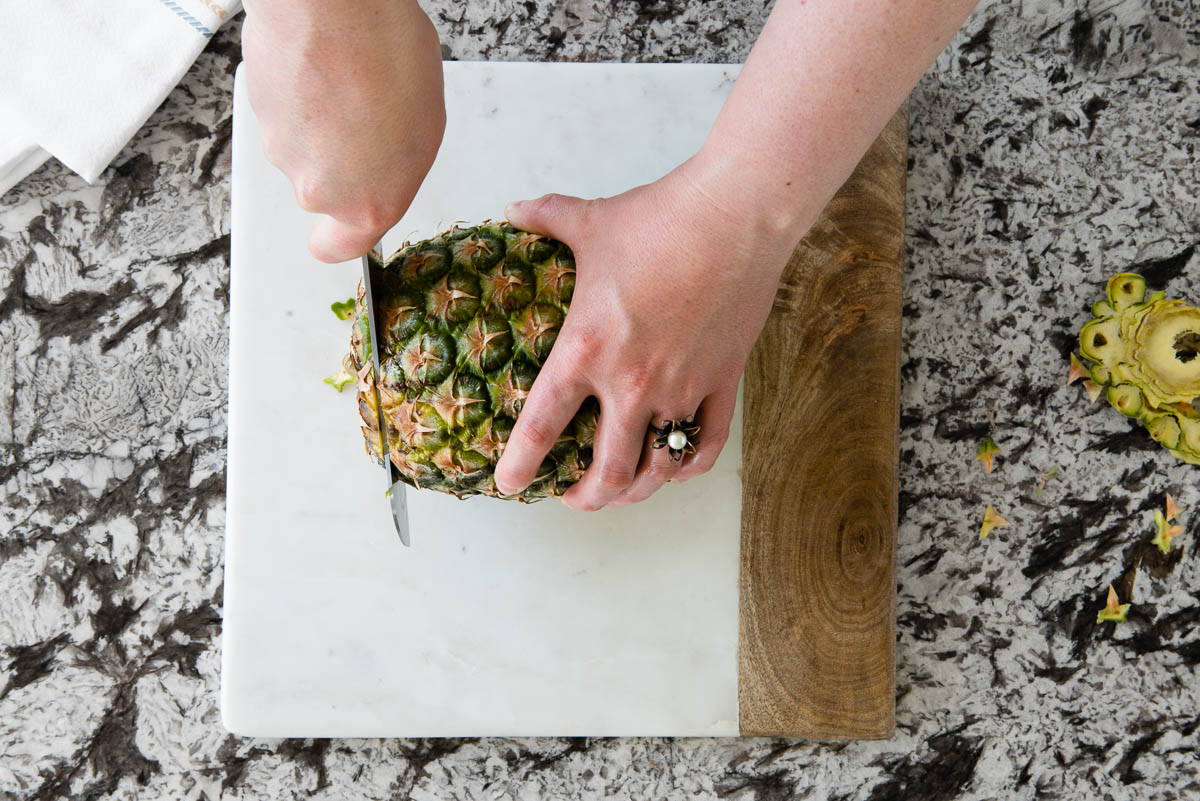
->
[1, 1, 1198, 799]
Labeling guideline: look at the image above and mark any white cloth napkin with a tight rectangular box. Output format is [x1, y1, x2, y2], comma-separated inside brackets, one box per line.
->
[0, 0, 242, 197]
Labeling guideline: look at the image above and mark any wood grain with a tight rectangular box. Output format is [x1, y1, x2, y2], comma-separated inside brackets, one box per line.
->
[738, 108, 906, 739]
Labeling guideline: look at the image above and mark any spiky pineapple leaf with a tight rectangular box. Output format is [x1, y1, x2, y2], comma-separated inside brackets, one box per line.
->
[1097, 585, 1130, 623]
[1068, 353, 1089, 385]
[980, 504, 1008, 540]
[1151, 508, 1185, 554]
[1165, 494, 1182, 522]
[976, 437, 1001, 474]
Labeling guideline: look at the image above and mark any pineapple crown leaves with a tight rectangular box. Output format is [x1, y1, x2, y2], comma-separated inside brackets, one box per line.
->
[980, 504, 1009, 540]
[1097, 584, 1131, 624]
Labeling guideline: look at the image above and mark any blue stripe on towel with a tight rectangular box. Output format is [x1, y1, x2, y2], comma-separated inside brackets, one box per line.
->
[156, 0, 215, 38]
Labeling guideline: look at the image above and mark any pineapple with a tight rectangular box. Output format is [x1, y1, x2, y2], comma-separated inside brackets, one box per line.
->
[1076, 272, 1200, 465]
[346, 222, 597, 501]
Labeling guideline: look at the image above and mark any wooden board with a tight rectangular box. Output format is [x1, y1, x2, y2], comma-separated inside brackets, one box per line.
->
[739, 108, 906, 739]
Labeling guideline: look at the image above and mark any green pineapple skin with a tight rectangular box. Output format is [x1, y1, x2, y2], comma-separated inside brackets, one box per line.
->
[1077, 272, 1200, 467]
[349, 222, 592, 502]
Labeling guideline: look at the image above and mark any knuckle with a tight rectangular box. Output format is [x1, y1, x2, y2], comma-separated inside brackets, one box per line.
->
[534, 193, 567, 214]
[621, 362, 654, 399]
[645, 458, 678, 481]
[577, 197, 602, 238]
[564, 325, 601, 365]
[293, 174, 325, 213]
[357, 199, 401, 234]
[596, 461, 636, 491]
[681, 380, 707, 407]
[516, 414, 556, 450]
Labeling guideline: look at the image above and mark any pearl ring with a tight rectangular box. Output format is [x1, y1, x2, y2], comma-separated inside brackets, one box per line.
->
[650, 417, 700, 461]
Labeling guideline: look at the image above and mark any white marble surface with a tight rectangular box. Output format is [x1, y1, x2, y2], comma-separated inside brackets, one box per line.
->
[223, 63, 743, 737]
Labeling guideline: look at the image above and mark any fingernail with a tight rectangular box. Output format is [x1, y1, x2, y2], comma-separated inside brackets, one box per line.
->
[504, 201, 521, 218]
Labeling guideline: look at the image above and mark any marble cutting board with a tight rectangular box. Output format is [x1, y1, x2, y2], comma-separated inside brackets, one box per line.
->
[223, 62, 748, 737]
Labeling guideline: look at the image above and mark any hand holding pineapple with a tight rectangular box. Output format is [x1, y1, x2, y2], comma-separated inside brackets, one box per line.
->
[492, 168, 795, 509]
[491, 0, 982, 508]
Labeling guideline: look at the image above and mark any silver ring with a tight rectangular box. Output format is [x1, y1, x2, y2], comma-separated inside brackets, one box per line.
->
[650, 417, 700, 462]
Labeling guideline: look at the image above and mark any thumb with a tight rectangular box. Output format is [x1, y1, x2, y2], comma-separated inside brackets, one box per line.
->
[308, 214, 388, 264]
[504, 193, 589, 245]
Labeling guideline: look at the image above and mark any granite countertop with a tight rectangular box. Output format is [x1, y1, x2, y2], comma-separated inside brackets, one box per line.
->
[1, 1, 1198, 799]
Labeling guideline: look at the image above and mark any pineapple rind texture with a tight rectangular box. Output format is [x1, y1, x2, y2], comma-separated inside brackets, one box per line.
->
[348, 222, 594, 501]
[1077, 272, 1200, 466]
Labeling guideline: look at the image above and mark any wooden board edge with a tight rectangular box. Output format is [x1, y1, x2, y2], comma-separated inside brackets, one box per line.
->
[737, 105, 908, 740]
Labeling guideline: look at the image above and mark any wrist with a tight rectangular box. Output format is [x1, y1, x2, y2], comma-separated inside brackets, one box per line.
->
[245, 0, 431, 37]
[676, 144, 819, 263]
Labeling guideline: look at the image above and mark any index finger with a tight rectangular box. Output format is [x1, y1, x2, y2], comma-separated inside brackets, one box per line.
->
[493, 357, 590, 496]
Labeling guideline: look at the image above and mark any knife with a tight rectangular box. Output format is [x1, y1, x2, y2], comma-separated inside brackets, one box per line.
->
[361, 241, 412, 547]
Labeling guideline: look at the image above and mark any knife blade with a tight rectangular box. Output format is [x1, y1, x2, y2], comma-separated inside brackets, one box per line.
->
[361, 241, 412, 547]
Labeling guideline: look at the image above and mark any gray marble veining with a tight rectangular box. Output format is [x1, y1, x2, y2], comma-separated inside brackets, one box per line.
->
[1, 1, 1198, 799]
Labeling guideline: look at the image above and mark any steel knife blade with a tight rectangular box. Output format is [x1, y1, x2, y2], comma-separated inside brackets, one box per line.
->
[361, 241, 412, 547]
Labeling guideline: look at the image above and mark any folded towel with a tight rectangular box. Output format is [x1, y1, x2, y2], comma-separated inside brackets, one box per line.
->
[0, 0, 242, 197]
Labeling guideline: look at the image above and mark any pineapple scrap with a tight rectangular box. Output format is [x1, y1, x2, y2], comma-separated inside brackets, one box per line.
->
[1151, 508, 1185, 554]
[331, 297, 357, 320]
[976, 437, 1001, 474]
[980, 505, 1009, 540]
[1034, 465, 1061, 501]
[323, 366, 355, 392]
[1076, 272, 1200, 465]
[1096, 584, 1130, 623]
